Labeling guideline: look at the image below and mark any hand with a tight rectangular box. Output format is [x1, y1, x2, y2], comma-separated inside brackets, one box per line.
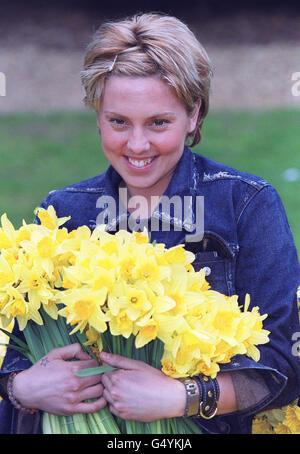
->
[13, 343, 106, 416]
[100, 352, 186, 422]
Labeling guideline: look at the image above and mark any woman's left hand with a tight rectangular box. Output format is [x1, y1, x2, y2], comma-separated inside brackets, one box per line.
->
[100, 352, 186, 422]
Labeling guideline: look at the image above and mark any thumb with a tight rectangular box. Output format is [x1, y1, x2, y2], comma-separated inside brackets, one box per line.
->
[100, 351, 146, 370]
[49, 343, 91, 361]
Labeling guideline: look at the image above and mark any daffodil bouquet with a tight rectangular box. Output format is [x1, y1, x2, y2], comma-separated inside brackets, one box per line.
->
[0, 206, 270, 434]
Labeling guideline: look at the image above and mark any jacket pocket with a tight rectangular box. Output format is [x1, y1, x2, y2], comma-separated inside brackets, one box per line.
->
[192, 252, 230, 295]
[186, 231, 238, 296]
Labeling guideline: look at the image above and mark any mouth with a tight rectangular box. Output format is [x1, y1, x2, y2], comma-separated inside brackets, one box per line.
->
[125, 156, 157, 169]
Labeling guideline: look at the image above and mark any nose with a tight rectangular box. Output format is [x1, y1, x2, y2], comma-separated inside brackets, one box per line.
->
[127, 127, 150, 154]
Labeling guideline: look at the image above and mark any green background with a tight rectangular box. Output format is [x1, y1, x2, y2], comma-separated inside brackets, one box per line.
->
[0, 109, 299, 255]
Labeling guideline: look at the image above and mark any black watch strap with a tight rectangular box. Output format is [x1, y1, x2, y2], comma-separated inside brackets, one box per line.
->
[196, 375, 220, 419]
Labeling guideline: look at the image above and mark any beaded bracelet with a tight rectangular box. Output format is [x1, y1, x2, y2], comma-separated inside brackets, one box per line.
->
[7, 372, 39, 415]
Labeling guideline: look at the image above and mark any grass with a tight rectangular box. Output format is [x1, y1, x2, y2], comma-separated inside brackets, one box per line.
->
[0, 109, 299, 255]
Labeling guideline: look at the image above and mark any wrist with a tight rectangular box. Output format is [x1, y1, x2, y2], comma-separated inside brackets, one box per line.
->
[10, 371, 38, 413]
[178, 375, 220, 419]
[172, 378, 187, 418]
[12, 370, 27, 403]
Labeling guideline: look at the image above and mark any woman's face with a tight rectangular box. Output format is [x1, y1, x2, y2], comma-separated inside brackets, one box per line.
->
[97, 75, 200, 198]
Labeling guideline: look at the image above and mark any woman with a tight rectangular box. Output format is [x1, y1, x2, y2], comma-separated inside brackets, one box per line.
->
[1, 13, 300, 434]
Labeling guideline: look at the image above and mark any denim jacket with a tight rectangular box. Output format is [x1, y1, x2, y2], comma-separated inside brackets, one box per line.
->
[1, 147, 300, 434]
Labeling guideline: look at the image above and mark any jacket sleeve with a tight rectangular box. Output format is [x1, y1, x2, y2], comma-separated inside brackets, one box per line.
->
[0, 322, 32, 400]
[232, 184, 300, 411]
[0, 322, 42, 434]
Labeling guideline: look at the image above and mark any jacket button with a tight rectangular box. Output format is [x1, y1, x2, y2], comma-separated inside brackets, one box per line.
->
[203, 266, 211, 276]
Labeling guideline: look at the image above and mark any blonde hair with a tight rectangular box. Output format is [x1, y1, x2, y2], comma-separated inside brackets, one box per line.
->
[81, 13, 213, 146]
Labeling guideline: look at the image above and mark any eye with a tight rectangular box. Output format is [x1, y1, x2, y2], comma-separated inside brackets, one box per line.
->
[153, 119, 169, 127]
[110, 118, 126, 127]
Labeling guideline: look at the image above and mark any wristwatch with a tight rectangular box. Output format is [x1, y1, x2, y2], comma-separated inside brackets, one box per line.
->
[178, 377, 200, 417]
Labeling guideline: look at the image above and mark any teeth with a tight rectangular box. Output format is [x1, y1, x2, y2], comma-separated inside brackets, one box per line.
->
[128, 157, 154, 167]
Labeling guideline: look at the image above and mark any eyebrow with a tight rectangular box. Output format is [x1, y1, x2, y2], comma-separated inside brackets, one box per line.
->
[103, 111, 177, 117]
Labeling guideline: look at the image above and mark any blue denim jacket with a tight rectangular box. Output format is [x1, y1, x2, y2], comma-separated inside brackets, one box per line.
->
[1, 147, 300, 434]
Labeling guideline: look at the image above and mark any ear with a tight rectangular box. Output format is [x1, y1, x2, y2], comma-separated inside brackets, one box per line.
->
[188, 99, 201, 133]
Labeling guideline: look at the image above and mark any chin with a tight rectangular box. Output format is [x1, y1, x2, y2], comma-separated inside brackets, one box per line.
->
[126, 180, 157, 190]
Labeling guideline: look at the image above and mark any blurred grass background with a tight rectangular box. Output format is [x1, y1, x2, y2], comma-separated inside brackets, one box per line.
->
[0, 109, 299, 255]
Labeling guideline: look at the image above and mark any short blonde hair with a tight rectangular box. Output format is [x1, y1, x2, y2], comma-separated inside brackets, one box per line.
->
[81, 13, 213, 146]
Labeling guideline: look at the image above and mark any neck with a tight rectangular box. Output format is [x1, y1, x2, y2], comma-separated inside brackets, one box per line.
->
[119, 176, 172, 219]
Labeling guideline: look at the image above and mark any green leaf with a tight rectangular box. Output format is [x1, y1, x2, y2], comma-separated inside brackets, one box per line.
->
[76, 365, 117, 377]
[0, 342, 33, 362]
[0, 342, 25, 354]
[0, 327, 30, 350]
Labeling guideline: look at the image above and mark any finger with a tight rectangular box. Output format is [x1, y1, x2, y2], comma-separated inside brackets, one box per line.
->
[100, 352, 146, 370]
[75, 359, 101, 371]
[76, 383, 104, 403]
[50, 343, 91, 361]
[71, 360, 103, 388]
[103, 388, 114, 406]
[75, 374, 103, 391]
[108, 403, 122, 419]
[101, 372, 113, 391]
[71, 397, 107, 415]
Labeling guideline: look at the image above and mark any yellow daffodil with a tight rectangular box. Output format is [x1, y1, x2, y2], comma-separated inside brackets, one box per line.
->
[19, 228, 59, 278]
[187, 268, 211, 292]
[252, 401, 300, 434]
[161, 358, 178, 376]
[0, 254, 15, 287]
[89, 268, 116, 293]
[0, 213, 18, 249]
[252, 416, 274, 434]
[1, 285, 43, 330]
[58, 288, 109, 334]
[119, 251, 137, 280]
[283, 405, 300, 433]
[274, 423, 292, 434]
[131, 250, 169, 283]
[163, 265, 188, 316]
[59, 225, 92, 254]
[133, 230, 149, 245]
[163, 244, 195, 266]
[109, 309, 134, 339]
[90, 248, 118, 271]
[135, 318, 159, 348]
[35, 205, 71, 230]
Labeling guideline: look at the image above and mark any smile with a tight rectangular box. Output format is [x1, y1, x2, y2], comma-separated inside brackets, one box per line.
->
[126, 156, 157, 168]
